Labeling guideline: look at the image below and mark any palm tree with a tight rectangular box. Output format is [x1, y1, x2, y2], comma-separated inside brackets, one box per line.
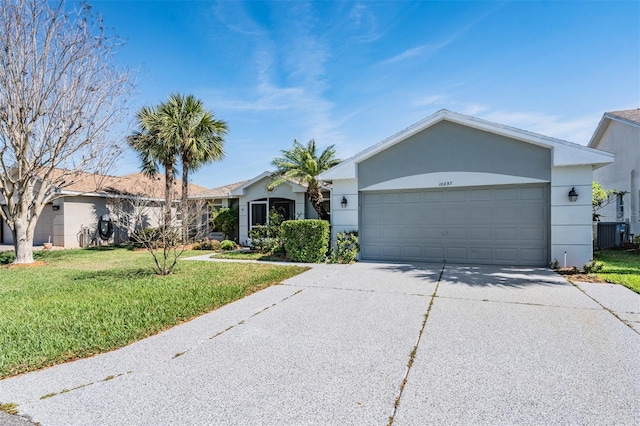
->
[158, 93, 228, 243]
[270, 139, 341, 221]
[128, 105, 179, 226]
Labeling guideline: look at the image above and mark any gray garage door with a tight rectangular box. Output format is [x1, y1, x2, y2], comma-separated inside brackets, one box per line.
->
[360, 184, 549, 266]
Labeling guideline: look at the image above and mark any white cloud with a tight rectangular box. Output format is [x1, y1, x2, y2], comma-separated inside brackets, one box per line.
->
[413, 94, 446, 107]
[347, 2, 381, 43]
[479, 110, 602, 144]
[208, 1, 344, 145]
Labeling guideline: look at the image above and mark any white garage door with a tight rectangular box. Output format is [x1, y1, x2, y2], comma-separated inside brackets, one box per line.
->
[360, 184, 549, 266]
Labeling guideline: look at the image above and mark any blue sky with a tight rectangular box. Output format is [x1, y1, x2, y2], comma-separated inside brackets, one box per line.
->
[88, 0, 640, 189]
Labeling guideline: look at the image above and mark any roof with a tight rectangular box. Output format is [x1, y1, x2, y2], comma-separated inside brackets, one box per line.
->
[319, 109, 615, 181]
[588, 108, 640, 149]
[229, 171, 309, 196]
[607, 109, 640, 125]
[190, 179, 248, 199]
[52, 169, 209, 199]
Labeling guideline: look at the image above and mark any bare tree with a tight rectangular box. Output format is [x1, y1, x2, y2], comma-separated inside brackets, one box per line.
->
[107, 189, 209, 275]
[0, 0, 132, 263]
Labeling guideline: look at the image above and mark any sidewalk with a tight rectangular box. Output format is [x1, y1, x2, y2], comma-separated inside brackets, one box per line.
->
[573, 281, 640, 333]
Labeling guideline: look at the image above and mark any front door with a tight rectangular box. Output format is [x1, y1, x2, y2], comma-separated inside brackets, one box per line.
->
[249, 201, 268, 229]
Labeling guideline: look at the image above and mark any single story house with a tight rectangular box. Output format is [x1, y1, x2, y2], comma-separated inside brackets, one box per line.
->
[588, 109, 640, 237]
[318, 109, 614, 267]
[0, 170, 208, 248]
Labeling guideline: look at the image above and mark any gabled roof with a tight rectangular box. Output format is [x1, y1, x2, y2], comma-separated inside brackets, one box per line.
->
[319, 109, 615, 181]
[190, 179, 248, 199]
[53, 169, 208, 199]
[588, 108, 640, 149]
[229, 171, 308, 196]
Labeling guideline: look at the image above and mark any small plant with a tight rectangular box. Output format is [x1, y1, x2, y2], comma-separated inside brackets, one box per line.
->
[0, 402, 18, 415]
[220, 240, 236, 251]
[583, 260, 604, 274]
[249, 208, 285, 255]
[550, 259, 559, 270]
[192, 239, 221, 251]
[328, 231, 359, 264]
[634, 235, 640, 245]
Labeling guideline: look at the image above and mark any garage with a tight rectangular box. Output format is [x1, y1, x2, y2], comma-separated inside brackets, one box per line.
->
[360, 184, 549, 265]
[319, 109, 614, 268]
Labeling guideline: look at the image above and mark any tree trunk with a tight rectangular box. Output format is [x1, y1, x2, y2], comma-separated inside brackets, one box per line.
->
[164, 166, 174, 227]
[12, 216, 35, 264]
[181, 164, 189, 244]
[307, 184, 329, 221]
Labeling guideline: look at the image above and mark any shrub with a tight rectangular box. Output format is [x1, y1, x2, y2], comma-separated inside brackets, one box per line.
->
[249, 208, 285, 254]
[282, 220, 329, 263]
[220, 240, 236, 251]
[213, 207, 238, 240]
[192, 239, 221, 251]
[328, 231, 359, 264]
[583, 260, 604, 274]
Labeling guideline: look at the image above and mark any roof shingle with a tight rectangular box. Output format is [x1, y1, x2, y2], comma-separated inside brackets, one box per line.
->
[607, 109, 640, 125]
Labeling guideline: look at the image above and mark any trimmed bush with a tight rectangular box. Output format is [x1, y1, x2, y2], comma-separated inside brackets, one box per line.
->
[193, 239, 221, 250]
[282, 220, 329, 263]
[220, 240, 236, 251]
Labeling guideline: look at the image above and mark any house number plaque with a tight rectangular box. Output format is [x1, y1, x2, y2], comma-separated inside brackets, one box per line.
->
[438, 181, 453, 187]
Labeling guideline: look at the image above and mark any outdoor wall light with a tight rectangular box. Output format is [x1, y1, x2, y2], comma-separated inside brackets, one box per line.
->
[341, 196, 348, 208]
[568, 187, 578, 202]
[52, 205, 60, 211]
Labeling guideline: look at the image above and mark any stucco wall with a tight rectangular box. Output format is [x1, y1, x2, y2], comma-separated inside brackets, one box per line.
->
[358, 121, 551, 190]
[60, 196, 111, 248]
[2, 204, 56, 246]
[329, 179, 359, 245]
[550, 166, 594, 267]
[592, 120, 640, 235]
[237, 177, 306, 246]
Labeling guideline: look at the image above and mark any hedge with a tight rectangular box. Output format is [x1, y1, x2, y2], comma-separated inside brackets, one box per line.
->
[281, 220, 330, 263]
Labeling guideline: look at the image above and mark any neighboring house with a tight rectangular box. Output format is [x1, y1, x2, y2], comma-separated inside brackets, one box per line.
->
[0, 170, 208, 248]
[0, 167, 330, 248]
[588, 109, 640, 237]
[192, 171, 329, 246]
[318, 109, 614, 267]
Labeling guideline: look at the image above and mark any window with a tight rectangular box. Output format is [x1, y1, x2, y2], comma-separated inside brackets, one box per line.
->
[616, 193, 624, 220]
[250, 202, 267, 228]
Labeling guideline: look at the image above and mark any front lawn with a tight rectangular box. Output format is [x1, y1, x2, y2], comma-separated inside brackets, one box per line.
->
[0, 247, 307, 378]
[592, 250, 640, 293]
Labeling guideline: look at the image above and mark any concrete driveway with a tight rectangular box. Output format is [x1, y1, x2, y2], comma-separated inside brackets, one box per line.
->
[1, 262, 638, 425]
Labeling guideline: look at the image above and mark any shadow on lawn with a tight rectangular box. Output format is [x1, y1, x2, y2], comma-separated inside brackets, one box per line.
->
[71, 267, 156, 282]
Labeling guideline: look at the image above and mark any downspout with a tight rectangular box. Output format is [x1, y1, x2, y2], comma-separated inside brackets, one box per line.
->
[631, 169, 636, 235]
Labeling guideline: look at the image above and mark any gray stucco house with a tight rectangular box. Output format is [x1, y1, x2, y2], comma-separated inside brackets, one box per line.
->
[0, 171, 208, 248]
[318, 110, 614, 267]
[588, 109, 640, 237]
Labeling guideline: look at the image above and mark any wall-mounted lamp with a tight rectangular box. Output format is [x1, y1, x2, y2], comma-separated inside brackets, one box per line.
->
[52, 205, 60, 211]
[341, 196, 348, 208]
[568, 187, 578, 202]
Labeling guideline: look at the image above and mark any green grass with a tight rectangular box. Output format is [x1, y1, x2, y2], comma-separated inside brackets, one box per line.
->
[593, 250, 640, 293]
[0, 247, 307, 378]
[212, 251, 287, 262]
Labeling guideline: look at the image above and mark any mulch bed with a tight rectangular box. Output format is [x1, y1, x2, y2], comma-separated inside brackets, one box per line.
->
[555, 268, 609, 283]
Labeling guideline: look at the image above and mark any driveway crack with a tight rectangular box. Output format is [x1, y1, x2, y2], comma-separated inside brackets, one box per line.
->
[388, 263, 445, 425]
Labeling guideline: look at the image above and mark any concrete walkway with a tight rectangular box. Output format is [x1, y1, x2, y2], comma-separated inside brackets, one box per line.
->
[0, 262, 638, 425]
